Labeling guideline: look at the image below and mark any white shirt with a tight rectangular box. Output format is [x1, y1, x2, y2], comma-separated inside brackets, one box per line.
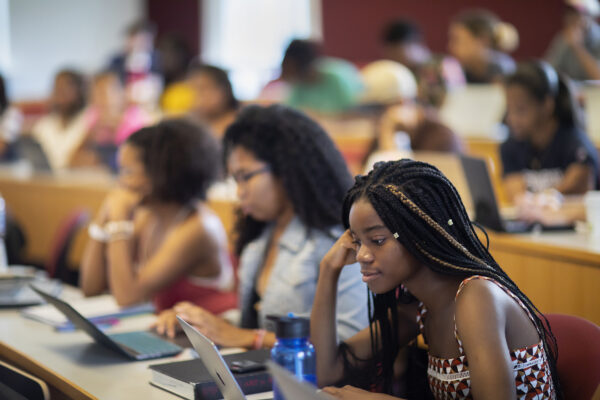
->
[31, 110, 88, 169]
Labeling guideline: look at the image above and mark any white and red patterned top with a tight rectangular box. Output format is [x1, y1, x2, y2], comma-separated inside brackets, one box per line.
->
[417, 275, 556, 399]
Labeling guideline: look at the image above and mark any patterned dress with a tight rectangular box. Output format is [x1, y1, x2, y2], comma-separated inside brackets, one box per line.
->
[417, 276, 556, 399]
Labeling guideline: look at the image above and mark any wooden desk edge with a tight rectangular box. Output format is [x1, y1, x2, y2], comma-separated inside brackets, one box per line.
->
[0, 340, 96, 400]
[486, 232, 600, 268]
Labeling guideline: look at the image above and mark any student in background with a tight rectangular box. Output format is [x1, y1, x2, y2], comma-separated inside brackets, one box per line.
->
[381, 19, 465, 108]
[0, 73, 23, 162]
[360, 60, 463, 154]
[154, 105, 368, 347]
[448, 10, 519, 84]
[84, 71, 152, 170]
[280, 39, 363, 115]
[80, 119, 237, 315]
[311, 160, 559, 399]
[30, 69, 91, 169]
[186, 63, 240, 139]
[501, 61, 599, 204]
[545, 0, 600, 81]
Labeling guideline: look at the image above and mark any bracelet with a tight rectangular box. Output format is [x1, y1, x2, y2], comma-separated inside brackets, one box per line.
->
[88, 223, 109, 242]
[252, 329, 267, 350]
[104, 220, 134, 242]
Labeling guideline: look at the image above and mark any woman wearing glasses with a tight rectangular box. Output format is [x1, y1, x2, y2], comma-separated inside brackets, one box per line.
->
[154, 105, 368, 348]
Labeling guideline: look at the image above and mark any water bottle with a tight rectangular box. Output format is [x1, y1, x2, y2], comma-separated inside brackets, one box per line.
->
[268, 314, 316, 400]
[0, 194, 8, 272]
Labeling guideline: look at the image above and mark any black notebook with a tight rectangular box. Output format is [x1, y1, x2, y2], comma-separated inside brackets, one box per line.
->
[149, 349, 272, 400]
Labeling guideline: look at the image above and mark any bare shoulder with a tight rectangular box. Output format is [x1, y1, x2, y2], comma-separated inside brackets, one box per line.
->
[454, 277, 508, 331]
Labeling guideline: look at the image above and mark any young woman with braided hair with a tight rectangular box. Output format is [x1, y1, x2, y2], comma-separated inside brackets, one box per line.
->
[311, 159, 559, 399]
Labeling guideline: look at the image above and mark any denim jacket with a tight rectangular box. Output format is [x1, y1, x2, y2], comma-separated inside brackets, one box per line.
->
[238, 216, 368, 341]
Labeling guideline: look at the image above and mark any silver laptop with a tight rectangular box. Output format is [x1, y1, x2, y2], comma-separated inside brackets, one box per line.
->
[177, 316, 273, 400]
[266, 361, 334, 400]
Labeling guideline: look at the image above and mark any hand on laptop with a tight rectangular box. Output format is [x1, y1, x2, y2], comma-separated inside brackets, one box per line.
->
[155, 301, 255, 348]
[322, 385, 400, 399]
[152, 309, 181, 338]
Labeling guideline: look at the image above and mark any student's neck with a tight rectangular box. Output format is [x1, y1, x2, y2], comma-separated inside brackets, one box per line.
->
[531, 118, 558, 151]
[273, 205, 295, 235]
[404, 269, 463, 314]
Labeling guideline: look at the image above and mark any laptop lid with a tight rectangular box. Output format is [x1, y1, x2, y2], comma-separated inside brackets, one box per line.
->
[266, 361, 333, 400]
[29, 285, 142, 359]
[177, 316, 247, 400]
[459, 155, 506, 231]
[16, 137, 52, 172]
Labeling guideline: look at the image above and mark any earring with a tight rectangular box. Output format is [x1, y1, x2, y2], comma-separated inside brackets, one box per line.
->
[393, 232, 399, 239]
[448, 219, 454, 226]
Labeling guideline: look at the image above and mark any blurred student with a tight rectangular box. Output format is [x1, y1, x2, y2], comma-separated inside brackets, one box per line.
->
[501, 61, 599, 204]
[546, 0, 600, 81]
[186, 64, 240, 139]
[0, 73, 23, 161]
[30, 69, 91, 169]
[280, 39, 363, 115]
[107, 20, 162, 113]
[360, 60, 463, 154]
[153, 105, 368, 346]
[157, 34, 195, 115]
[85, 71, 152, 170]
[381, 19, 465, 108]
[448, 10, 519, 84]
[80, 119, 237, 314]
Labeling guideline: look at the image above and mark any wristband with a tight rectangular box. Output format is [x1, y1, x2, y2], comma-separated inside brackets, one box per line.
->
[104, 220, 134, 242]
[88, 223, 109, 242]
[252, 329, 267, 349]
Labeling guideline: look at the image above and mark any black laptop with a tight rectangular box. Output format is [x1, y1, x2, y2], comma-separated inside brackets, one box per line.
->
[459, 155, 574, 233]
[30, 286, 182, 361]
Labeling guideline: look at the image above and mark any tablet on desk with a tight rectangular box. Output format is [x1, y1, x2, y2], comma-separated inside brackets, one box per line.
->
[29, 285, 182, 361]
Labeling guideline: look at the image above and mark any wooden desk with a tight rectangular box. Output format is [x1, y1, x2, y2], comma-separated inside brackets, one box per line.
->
[0, 169, 237, 267]
[486, 230, 600, 325]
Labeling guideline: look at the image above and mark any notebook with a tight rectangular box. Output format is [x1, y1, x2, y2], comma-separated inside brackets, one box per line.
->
[29, 286, 182, 361]
[459, 155, 574, 233]
[149, 350, 272, 400]
[177, 316, 273, 400]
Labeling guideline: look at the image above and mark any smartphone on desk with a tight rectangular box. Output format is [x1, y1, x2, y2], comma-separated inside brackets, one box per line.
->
[229, 359, 266, 373]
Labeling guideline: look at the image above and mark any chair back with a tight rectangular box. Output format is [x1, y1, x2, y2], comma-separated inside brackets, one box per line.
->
[0, 360, 50, 400]
[546, 313, 600, 399]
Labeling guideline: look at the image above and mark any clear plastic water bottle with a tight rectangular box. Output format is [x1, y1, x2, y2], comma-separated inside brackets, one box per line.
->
[268, 314, 316, 400]
[0, 194, 8, 271]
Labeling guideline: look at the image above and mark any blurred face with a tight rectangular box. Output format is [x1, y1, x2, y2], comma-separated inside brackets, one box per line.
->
[505, 84, 551, 141]
[448, 23, 485, 64]
[227, 146, 290, 222]
[384, 42, 430, 70]
[117, 144, 152, 198]
[189, 72, 229, 117]
[52, 74, 80, 114]
[126, 31, 154, 53]
[349, 197, 421, 294]
[91, 75, 124, 110]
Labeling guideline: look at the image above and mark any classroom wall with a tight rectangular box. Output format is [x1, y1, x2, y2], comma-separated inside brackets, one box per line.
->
[147, 0, 201, 54]
[7, 0, 145, 100]
[320, 0, 565, 65]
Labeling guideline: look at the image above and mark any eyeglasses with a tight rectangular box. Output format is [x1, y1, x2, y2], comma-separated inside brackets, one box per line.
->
[232, 166, 271, 185]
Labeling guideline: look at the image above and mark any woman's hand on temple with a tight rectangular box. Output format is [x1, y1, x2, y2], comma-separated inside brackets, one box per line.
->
[174, 302, 255, 348]
[320, 230, 358, 274]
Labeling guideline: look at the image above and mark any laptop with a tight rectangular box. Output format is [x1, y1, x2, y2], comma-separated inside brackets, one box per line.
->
[177, 316, 273, 400]
[459, 155, 574, 233]
[0, 267, 61, 308]
[266, 361, 334, 400]
[439, 84, 507, 139]
[16, 136, 52, 172]
[30, 286, 182, 361]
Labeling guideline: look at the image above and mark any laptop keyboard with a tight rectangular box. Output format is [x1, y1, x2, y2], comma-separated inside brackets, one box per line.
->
[109, 331, 182, 357]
